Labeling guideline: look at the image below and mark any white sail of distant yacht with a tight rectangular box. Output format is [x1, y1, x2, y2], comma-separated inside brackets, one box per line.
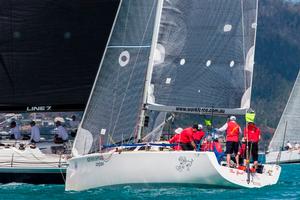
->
[266, 70, 300, 164]
[66, 0, 280, 191]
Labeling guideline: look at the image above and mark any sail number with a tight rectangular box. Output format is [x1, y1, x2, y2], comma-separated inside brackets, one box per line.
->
[87, 155, 105, 167]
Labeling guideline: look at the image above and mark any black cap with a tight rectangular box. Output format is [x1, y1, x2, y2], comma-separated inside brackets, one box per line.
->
[193, 124, 198, 130]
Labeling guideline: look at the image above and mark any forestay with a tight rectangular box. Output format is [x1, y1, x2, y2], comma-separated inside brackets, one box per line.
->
[73, 0, 158, 155]
[148, 0, 258, 114]
[269, 70, 300, 151]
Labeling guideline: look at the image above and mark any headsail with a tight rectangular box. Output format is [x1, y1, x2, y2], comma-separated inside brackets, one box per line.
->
[148, 0, 258, 115]
[268, 70, 300, 152]
[73, 0, 159, 155]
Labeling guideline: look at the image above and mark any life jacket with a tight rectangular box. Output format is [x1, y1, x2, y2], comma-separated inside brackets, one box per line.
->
[239, 143, 246, 158]
[193, 130, 205, 141]
[213, 141, 223, 153]
[244, 123, 260, 142]
[226, 121, 240, 142]
[201, 141, 213, 151]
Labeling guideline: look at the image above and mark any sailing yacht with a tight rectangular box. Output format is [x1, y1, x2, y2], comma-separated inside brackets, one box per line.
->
[266, 70, 300, 164]
[66, 0, 281, 191]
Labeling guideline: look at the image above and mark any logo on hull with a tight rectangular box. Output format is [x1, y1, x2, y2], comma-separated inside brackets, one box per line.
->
[176, 156, 194, 172]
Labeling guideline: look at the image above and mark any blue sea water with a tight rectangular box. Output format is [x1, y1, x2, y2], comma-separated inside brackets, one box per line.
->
[0, 164, 299, 200]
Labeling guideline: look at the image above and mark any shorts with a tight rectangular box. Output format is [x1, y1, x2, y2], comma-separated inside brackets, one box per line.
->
[180, 143, 194, 151]
[248, 142, 258, 161]
[225, 141, 239, 155]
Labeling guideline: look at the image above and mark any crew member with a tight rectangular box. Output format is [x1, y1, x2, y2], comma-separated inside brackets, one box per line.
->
[244, 122, 261, 169]
[193, 124, 205, 149]
[217, 116, 241, 168]
[10, 121, 21, 140]
[179, 124, 198, 151]
[69, 115, 79, 137]
[238, 137, 247, 168]
[285, 141, 293, 150]
[54, 121, 69, 144]
[169, 127, 183, 150]
[30, 121, 40, 143]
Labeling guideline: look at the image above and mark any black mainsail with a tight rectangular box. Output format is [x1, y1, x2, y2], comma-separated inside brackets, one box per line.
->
[0, 0, 119, 112]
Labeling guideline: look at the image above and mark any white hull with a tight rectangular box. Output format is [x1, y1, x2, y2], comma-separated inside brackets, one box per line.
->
[66, 151, 281, 191]
[266, 149, 300, 164]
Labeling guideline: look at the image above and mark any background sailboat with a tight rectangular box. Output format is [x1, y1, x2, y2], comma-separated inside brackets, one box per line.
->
[266, 70, 300, 164]
[66, 0, 280, 191]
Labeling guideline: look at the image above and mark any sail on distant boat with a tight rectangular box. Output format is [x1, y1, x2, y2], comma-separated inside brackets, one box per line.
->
[266, 70, 300, 164]
[66, 0, 280, 191]
[0, 0, 119, 112]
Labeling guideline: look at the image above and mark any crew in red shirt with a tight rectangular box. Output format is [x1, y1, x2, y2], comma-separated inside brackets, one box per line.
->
[193, 124, 205, 149]
[238, 137, 247, 166]
[169, 128, 183, 151]
[217, 116, 242, 168]
[244, 122, 261, 168]
[200, 137, 213, 151]
[178, 125, 198, 151]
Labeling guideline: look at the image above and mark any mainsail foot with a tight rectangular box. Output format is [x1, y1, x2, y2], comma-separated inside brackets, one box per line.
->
[66, 149, 281, 191]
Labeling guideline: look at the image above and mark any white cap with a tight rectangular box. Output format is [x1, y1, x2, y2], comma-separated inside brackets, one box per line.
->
[175, 127, 183, 134]
[229, 116, 236, 121]
[198, 124, 203, 130]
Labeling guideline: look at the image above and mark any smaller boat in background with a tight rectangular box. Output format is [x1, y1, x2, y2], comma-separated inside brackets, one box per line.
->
[0, 138, 71, 184]
[266, 70, 300, 164]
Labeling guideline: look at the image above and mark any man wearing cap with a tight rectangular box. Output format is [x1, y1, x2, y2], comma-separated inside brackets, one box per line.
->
[217, 116, 242, 167]
[169, 128, 183, 151]
[54, 121, 69, 144]
[29, 121, 40, 143]
[178, 124, 199, 151]
[193, 124, 205, 150]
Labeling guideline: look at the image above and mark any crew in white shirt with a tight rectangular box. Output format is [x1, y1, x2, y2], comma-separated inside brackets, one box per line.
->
[54, 121, 68, 143]
[69, 115, 79, 137]
[69, 115, 80, 129]
[30, 121, 40, 143]
[10, 121, 21, 140]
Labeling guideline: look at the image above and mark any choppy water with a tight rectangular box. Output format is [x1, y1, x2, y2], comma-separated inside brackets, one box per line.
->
[0, 164, 299, 200]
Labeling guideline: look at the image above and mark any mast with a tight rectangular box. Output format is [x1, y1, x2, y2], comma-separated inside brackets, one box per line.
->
[137, 0, 164, 140]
